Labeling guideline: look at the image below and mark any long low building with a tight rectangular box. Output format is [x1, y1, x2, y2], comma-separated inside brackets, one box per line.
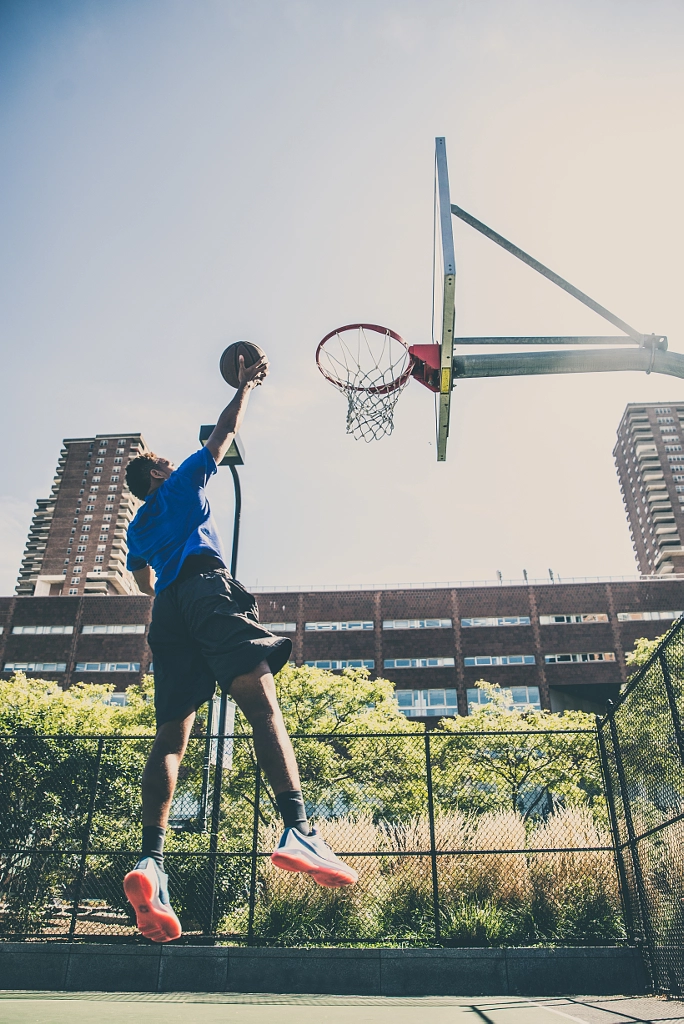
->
[1, 577, 682, 718]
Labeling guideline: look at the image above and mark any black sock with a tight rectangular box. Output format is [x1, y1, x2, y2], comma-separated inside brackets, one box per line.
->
[142, 825, 166, 870]
[276, 790, 310, 835]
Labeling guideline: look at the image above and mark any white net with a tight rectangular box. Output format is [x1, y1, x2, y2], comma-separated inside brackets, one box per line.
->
[317, 325, 413, 441]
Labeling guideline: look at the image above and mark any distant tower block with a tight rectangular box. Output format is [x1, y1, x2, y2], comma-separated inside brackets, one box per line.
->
[16, 433, 149, 597]
[614, 403, 684, 576]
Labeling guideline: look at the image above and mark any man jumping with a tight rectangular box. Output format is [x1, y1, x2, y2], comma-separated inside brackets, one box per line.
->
[122, 354, 357, 943]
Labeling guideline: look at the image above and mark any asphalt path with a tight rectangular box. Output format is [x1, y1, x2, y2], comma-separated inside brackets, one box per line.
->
[1, 993, 683, 1024]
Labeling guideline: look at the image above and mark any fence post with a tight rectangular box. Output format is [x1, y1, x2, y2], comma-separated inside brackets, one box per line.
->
[606, 700, 658, 989]
[246, 764, 261, 945]
[68, 736, 104, 942]
[424, 731, 441, 943]
[198, 697, 215, 832]
[595, 714, 634, 940]
[658, 653, 684, 765]
[205, 695, 228, 937]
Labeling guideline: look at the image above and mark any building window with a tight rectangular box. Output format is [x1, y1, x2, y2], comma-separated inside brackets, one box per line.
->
[74, 556, 84, 563]
[545, 652, 616, 664]
[396, 688, 458, 718]
[72, 567, 82, 574]
[95, 556, 104, 563]
[464, 654, 535, 667]
[4, 662, 67, 672]
[82, 624, 146, 634]
[385, 657, 456, 669]
[75, 662, 140, 672]
[304, 660, 374, 670]
[305, 621, 373, 631]
[467, 686, 541, 713]
[12, 625, 74, 635]
[95, 458, 104, 464]
[114, 457, 122, 464]
[617, 610, 682, 622]
[539, 613, 609, 624]
[461, 616, 531, 628]
[261, 622, 297, 632]
[110, 475, 120, 482]
[383, 619, 452, 630]
[70, 578, 80, 585]
[665, 445, 683, 452]
[69, 588, 78, 595]
[101, 524, 109, 531]
[108, 485, 117, 491]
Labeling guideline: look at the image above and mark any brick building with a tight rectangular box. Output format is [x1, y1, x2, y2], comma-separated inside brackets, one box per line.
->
[614, 402, 684, 575]
[2, 578, 682, 718]
[16, 434, 149, 598]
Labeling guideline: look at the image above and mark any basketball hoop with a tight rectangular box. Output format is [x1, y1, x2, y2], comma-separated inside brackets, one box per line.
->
[316, 324, 414, 441]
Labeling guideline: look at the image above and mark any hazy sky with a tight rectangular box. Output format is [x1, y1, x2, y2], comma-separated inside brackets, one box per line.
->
[2, 0, 684, 594]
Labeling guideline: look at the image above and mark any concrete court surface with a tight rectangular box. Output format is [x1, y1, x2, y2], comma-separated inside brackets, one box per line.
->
[1, 993, 684, 1024]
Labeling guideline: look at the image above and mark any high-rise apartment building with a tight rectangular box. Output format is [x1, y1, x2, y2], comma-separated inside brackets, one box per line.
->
[16, 433, 149, 597]
[614, 403, 684, 576]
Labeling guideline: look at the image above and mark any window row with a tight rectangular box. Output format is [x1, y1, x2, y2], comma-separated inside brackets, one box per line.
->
[4, 662, 67, 673]
[75, 662, 140, 672]
[394, 685, 542, 717]
[384, 657, 456, 669]
[304, 660, 375, 670]
[11, 623, 147, 635]
[467, 686, 541, 711]
[464, 655, 535, 667]
[545, 652, 615, 664]
[264, 611, 681, 631]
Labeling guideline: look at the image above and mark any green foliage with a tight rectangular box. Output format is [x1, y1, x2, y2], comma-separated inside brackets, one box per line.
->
[0, 670, 623, 944]
[434, 682, 603, 819]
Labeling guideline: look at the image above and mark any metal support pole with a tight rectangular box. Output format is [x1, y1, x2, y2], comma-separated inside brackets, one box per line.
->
[68, 737, 104, 941]
[246, 764, 262, 945]
[228, 464, 242, 579]
[658, 653, 684, 765]
[606, 701, 658, 988]
[198, 697, 215, 833]
[595, 716, 634, 941]
[452, 348, 684, 381]
[424, 732, 441, 942]
[205, 694, 228, 937]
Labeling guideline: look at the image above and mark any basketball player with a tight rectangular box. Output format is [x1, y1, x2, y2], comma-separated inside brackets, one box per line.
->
[122, 353, 357, 943]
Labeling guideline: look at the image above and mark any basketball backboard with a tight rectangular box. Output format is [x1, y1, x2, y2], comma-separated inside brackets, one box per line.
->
[433, 138, 456, 462]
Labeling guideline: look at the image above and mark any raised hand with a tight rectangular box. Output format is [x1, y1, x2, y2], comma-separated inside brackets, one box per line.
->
[238, 354, 269, 387]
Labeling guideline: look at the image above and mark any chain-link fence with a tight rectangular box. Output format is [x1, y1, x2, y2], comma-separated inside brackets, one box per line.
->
[598, 615, 684, 995]
[1, 725, 623, 946]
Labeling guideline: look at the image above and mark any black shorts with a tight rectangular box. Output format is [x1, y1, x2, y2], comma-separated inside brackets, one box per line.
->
[148, 569, 292, 727]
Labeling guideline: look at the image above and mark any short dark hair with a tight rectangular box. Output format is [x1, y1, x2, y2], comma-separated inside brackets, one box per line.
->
[125, 453, 158, 500]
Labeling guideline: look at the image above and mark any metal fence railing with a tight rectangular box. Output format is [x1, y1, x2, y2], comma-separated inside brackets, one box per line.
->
[0, 723, 623, 947]
[598, 615, 684, 995]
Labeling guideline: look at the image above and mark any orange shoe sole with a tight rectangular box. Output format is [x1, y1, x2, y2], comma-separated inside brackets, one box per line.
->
[123, 868, 182, 943]
[270, 850, 358, 888]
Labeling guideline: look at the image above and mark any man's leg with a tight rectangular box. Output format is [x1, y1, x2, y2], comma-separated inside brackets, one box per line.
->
[123, 712, 195, 943]
[230, 660, 308, 833]
[142, 712, 196, 832]
[230, 660, 357, 886]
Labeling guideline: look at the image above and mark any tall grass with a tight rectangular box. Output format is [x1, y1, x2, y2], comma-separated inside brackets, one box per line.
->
[240, 807, 624, 946]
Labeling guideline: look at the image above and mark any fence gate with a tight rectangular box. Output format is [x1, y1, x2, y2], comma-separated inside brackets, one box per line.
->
[598, 616, 684, 995]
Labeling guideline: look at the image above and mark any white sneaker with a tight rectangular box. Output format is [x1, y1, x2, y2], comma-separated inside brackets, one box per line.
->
[123, 857, 182, 943]
[271, 826, 358, 887]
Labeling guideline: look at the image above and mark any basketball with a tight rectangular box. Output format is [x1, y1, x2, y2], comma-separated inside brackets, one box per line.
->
[219, 340, 267, 388]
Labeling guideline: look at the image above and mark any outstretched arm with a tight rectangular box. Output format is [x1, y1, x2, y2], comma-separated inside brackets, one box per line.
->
[205, 355, 268, 464]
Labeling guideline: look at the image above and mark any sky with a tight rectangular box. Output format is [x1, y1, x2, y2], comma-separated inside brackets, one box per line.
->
[1, 0, 684, 594]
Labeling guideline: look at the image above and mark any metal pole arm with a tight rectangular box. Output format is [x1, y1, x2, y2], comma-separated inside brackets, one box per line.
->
[452, 348, 684, 381]
[455, 336, 666, 347]
[450, 203, 645, 343]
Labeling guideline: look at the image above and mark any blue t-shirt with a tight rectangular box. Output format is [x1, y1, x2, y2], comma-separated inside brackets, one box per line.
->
[126, 447, 226, 593]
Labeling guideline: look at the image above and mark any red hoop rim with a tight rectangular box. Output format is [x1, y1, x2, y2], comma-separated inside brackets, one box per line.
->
[316, 323, 414, 395]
